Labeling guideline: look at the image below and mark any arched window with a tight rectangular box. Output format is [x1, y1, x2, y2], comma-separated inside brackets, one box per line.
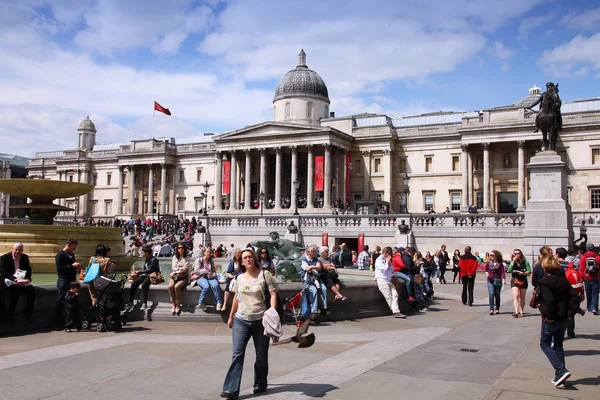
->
[285, 102, 291, 119]
[307, 102, 313, 119]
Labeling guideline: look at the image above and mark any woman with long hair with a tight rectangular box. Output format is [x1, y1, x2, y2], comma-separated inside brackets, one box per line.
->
[192, 248, 223, 311]
[87, 245, 116, 303]
[221, 248, 278, 399]
[507, 248, 531, 317]
[168, 242, 191, 316]
[222, 248, 242, 313]
[258, 248, 276, 275]
[452, 249, 461, 283]
[484, 250, 506, 315]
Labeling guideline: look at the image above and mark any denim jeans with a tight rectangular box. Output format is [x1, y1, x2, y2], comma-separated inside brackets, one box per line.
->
[393, 271, 412, 297]
[55, 278, 71, 323]
[317, 279, 327, 310]
[486, 280, 501, 311]
[129, 275, 151, 304]
[539, 319, 569, 380]
[301, 284, 318, 318]
[222, 318, 269, 396]
[584, 279, 599, 311]
[198, 277, 222, 305]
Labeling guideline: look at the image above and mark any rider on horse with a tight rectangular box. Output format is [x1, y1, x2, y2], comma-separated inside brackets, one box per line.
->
[531, 82, 562, 133]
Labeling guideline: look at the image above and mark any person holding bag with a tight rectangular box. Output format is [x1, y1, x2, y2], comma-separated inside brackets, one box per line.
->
[484, 250, 506, 315]
[86, 245, 116, 304]
[507, 248, 531, 317]
[221, 248, 278, 399]
[168, 243, 191, 316]
[126, 244, 161, 311]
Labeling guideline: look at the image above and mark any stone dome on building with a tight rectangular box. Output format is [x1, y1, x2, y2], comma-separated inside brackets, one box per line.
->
[273, 50, 330, 104]
[78, 115, 97, 132]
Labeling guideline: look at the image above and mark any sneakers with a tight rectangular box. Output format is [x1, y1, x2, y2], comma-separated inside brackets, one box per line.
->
[394, 312, 407, 318]
[125, 302, 134, 311]
[436, 278, 440, 284]
[553, 371, 571, 386]
[65, 329, 73, 333]
[593, 310, 598, 315]
[215, 303, 222, 311]
[197, 303, 207, 310]
[408, 296, 415, 302]
[140, 304, 147, 311]
[420, 308, 429, 312]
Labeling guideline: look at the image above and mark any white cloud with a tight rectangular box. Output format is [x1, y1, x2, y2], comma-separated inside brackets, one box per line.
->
[538, 33, 600, 76]
[491, 41, 514, 71]
[562, 6, 600, 31]
[518, 14, 554, 41]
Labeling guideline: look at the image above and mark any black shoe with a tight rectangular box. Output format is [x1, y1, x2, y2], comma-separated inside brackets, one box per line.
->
[253, 386, 267, 394]
[567, 333, 575, 339]
[320, 309, 331, 316]
[220, 392, 238, 399]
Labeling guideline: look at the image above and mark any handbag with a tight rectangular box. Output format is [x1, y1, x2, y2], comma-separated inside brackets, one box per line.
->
[493, 278, 502, 287]
[529, 286, 540, 309]
[262, 271, 283, 321]
[150, 271, 165, 285]
[83, 257, 101, 284]
[513, 277, 525, 287]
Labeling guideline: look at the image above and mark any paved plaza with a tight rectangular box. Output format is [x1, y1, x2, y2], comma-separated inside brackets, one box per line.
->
[1, 280, 598, 400]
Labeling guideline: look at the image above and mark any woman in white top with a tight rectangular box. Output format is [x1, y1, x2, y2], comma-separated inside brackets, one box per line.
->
[168, 243, 191, 316]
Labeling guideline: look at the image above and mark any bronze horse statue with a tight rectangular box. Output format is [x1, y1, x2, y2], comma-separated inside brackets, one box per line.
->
[532, 85, 562, 151]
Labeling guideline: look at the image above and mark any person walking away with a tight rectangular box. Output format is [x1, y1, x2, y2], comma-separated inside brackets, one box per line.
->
[221, 248, 278, 399]
[484, 250, 506, 315]
[55, 239, 82, 326]
[537, 257, 581, 387]
[64, 282, 81, 332]
[507, 248, 531, 317]
[438, 244, 450, 284]
[374, 247, 406, 318]
[556, 247, 586, 338]
[578, 243, 600, 314]
[357, 245, 370, 271]
[573, 221, 588, 246]
[452, 249, 461, 283]
[339, 243, 353, 268]
[459, 246, 478, 306]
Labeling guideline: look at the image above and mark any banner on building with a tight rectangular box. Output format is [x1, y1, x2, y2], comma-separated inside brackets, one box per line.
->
[314, 155, 324, 191]
[358, 233, 364, 254]
[345, 151, 351, 203]
[222, 161, 231, 194]
[321, 233, 329, 247]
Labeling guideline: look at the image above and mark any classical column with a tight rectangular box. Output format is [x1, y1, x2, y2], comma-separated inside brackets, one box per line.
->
[324, 144, 332, 208]
[129, 166, 136, 215]
[215, 152, 223, 211]
[383, 148, 392, 206]
[81, 169, 89, 216]
[290, 146, 298, 210]
[160, 164, 167, 214]
[117, 166, 124, 215]
[517, 140, 526, 211]
[244, 150, 251, 209]
[259, 148, 266, 202]
[482, 143, 491, 212]
[307, 146, 314, 208]
[274, 147, 282, 210]
[363, 151, 371, 199]
[148, 165, 154, 216]
[468, 151, 473, 206]
[230, 151, 237, 209]
[461, 144, 469, 212]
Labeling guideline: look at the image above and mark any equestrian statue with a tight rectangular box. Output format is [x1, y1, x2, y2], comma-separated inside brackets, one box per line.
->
[528, 82, 562, 151]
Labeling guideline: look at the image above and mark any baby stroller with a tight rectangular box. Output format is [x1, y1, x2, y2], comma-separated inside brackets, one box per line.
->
[282, 288, 306, 326]
[81, 274, 128, 332]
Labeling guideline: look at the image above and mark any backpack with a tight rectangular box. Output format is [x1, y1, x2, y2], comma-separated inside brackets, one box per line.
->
[586, 256, 599, 275]
[565, 263, 584, 293]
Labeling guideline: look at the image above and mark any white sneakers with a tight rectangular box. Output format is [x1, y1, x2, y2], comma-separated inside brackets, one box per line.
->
[216, 303, 222, 311]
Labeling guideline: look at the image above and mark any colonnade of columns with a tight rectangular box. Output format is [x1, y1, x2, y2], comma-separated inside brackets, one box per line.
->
[123, 164, 170, 216]
[57, 168, 90, 216]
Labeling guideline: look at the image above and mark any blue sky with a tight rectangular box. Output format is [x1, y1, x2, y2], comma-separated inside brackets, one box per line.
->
[0, 0, 599, 156]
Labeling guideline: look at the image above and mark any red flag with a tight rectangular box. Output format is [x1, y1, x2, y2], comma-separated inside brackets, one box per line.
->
[222, 161, 231, 194]
[154, 101, 171, 116]
[314, 155, 324, 191]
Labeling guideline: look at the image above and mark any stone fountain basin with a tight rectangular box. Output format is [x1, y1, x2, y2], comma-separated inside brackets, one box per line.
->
[0, 179, 94, 202]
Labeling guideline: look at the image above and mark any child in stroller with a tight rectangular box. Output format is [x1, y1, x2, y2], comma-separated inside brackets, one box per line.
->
[81, 273, 128, 332]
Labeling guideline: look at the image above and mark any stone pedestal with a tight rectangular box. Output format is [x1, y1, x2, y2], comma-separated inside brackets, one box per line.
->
[523, 151, 573, 261]
[395, 232, 410, 249]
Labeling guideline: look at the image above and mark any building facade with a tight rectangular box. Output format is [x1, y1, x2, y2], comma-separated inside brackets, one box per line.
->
[0, 152, 29, 218]
[28, 50, 600, 222]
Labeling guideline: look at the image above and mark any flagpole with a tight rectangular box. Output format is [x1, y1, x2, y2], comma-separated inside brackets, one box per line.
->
[153, 95, 155, 139]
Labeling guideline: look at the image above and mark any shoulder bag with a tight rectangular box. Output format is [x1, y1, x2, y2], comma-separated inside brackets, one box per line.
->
[262, 271, 283, 321]
[83, 257, 101, 284]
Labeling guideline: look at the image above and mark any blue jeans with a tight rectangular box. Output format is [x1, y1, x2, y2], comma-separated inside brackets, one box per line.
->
[301, 284, 318, 318]
[539, 319, 569, 380]
[222, 318, 269, 396]
[487, 280, 501, 311]
[393, 272, 412, 297]
[584, 279, 599, 311]
[198, 277, 222, 305]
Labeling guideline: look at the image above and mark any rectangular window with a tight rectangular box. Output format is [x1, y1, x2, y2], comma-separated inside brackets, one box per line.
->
[90, 200, 98, 216]
[194, 198, 203, 213]
[92, 174, 98, 186]
[104, 200, 112, 215]
[121, 200, 127, 214]
[353, 194, 362, 201]
[69, 176, 73, 182]
[107, 173, 112, 186]
[591, 189, 600, 209]
[592, 149, 600, 165]
[374, 158, 381, 173]
[451, 192, 461, 211]
[503, 153, 512, 168]
[196, 169, 202, 182]
[476, 191, 484, 209]
[134, 174, 140, 184]
[353, 159, 361, 175]
[452, 156, 460, 171]
[475, 155, 483, 170]
[177, 198, 185, 211]
[374, 192, 382, 201]
[425, 157, 433, 173]
[179, 170, 185, 183]
[123, 173, 127, 186]
[424, 192, 434, 211]
[398, 158, 407, 173]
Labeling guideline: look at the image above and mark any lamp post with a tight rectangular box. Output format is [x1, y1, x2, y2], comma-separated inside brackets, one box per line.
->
[260, 190, 265, 216]
[401, 173, 410, 214]
[203, 181, 209, 216]
[293, 180, 300, 216]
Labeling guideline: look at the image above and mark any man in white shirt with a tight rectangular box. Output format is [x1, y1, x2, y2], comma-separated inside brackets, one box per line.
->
[375, 246, 406, 318]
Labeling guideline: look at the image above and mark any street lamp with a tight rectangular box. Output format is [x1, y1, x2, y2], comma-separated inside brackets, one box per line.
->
[259, 191, 265, 216]
[401, 173, 410, 214]
[293, 180, 300, 216]
[203, 181, 210, 216]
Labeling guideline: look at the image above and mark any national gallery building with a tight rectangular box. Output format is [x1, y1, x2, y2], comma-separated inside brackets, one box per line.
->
[28, 51, 600, 223]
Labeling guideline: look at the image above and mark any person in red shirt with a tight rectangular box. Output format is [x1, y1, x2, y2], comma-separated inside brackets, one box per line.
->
[459, 246, 479, 306]
[391, 247, 414, 302]
[578, 243, 600, 314]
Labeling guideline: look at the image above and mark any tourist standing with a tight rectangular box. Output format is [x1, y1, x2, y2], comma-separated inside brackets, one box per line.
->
[578, 243, 600, 314]
[484, 250, 506, 315]
[258, 248, 276, 275]
[55, 239, 82, 325]
[438, 245, 450, 284]
[221, 248, 278, 399]
[452, 249, 461, 283]
[507, 248, 531, 317]
[537, 256, 581, 387]
[374, 246, 406, 318]
[459, 246, 478, 306]
[357, 245, 370, 270]
[573, 221, 588, 246]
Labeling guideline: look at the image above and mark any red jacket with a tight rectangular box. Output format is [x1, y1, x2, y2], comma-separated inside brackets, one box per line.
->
[579, 251, 600, 280]
[391, 253, 405, 273]
[459, 253, 478, 277]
